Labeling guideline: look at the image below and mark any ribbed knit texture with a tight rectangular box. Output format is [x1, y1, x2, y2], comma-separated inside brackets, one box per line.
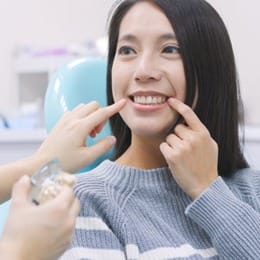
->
[60, 160, 260, 260]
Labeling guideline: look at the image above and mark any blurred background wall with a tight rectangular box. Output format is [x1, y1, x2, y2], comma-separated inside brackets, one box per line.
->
[0, 0, 114, 118]
[207, 0, 260, 125]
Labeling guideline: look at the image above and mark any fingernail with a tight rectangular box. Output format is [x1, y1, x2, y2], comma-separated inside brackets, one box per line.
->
[108, 136, 116, 145]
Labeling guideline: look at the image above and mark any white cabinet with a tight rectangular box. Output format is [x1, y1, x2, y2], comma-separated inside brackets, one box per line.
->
[14, 55, 80, 109]
[0, 129, 46, 164]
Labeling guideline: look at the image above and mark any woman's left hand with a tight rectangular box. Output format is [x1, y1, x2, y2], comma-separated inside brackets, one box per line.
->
[160, 98, 218, 200]
[36, 100, 126, 173]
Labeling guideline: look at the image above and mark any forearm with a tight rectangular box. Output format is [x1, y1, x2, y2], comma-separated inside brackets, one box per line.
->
[185, 177, 260, 259]
[0, 153, 49, 203]
[0, 240, 23, 260]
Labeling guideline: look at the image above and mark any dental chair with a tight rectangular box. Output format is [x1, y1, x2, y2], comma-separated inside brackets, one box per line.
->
[0, 201, 10, 235]
[44, 57, 111, 172]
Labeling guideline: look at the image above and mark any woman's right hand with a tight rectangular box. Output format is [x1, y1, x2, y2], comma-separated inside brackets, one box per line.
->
[36, 99, 126, 172]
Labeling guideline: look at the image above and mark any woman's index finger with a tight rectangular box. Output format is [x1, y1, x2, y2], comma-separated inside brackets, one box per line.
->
[83, 99, 126, 130]
[103, 99, 127, 117]
[168, 98, 207, 131]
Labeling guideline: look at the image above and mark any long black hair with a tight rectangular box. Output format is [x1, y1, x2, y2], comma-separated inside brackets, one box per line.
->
[106, 0, 249, 177]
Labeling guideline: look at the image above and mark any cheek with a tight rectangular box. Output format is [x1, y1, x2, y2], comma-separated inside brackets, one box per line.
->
[111, 62, 120, 101]
[111, 79, 122, 102]
[177, 83, 186, 102]
[172, 64, 186, 102]
[111, 61, 129, 101]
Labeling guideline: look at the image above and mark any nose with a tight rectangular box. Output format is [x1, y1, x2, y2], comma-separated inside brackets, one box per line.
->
[134, 54, 162, 82]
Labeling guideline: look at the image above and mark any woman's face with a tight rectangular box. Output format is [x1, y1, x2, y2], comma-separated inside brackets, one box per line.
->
[112, 1, 186, 139]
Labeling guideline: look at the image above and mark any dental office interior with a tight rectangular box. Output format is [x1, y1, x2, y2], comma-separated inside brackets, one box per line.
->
[0, 0, 260, 233]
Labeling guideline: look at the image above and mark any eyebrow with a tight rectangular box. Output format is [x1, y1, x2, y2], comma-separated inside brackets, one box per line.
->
[158, 33, 177, 41]
[118, 34, 138, 43]
[118, 33, 177, 43]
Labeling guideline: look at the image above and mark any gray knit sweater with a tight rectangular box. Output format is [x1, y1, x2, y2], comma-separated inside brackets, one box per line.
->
[60, 160, 260, 260]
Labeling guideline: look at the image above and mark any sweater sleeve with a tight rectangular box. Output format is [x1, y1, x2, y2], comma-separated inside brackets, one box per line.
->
[59, 188, 127, 260]
[185, 177, 260, 259]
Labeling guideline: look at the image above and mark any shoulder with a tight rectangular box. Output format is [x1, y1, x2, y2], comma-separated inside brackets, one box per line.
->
[73, 160, 131, 225]
[224, 167, 260, 186]
[74, 161, 110, 198]
[72, 161, 115, 218]
[73, 160, 126, 208]
[224, 167, 260, 199]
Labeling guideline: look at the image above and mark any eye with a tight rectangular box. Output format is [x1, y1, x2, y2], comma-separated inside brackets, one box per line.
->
[162, 45, 180, 54]
[118, 46, 136, 55]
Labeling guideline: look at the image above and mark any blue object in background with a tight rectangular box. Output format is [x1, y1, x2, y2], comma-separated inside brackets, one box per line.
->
[44, 57, 111, 172]
[0, 201, 10, 236]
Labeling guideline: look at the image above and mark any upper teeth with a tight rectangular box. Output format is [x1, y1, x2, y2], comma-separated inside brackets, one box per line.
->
[133, 96, 166, 105]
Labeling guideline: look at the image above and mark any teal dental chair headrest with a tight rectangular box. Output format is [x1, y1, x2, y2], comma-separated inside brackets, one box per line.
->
[44, 57, 111, 172]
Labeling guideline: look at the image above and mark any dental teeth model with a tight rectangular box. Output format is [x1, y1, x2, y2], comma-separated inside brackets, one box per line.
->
[30, 160, 76, 205]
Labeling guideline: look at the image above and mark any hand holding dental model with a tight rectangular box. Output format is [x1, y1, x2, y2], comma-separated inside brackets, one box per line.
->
[0, 175, 80, 260]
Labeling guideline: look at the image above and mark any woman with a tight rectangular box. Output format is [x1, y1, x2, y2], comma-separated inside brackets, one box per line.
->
[62, 0, 260, 259]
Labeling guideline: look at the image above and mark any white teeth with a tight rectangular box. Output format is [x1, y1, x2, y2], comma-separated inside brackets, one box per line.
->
[133, 96, 166, 105]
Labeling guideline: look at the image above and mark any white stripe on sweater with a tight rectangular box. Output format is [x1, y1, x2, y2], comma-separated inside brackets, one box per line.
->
[74, 217, 218, 259]
[59, 247, 125, 260]
[125, 244, 139, 259]
[76, 217, 111, 231]
[60, 244, 217, 260]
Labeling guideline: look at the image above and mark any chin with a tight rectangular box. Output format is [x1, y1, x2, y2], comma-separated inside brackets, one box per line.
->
[131, 125, 173, 139]
[122, 113, 178, 138]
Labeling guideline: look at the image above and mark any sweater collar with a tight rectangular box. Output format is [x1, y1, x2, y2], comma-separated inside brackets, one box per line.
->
[96, 160, 178, 189]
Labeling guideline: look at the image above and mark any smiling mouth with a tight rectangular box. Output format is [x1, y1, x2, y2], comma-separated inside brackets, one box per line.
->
[130, 95, 168, 105]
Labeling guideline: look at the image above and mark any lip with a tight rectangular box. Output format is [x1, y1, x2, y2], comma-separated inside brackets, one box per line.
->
[128, 91, 170, 112]
[129, 90, 169, 97]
